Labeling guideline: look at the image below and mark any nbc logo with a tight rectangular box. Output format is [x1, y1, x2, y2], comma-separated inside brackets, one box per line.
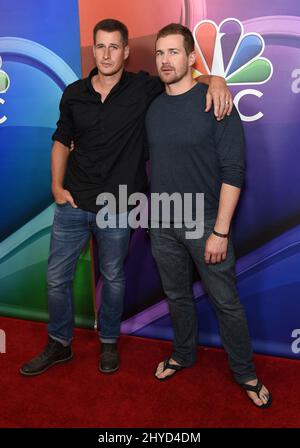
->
[0, 55, 10, 124]
[193, 18, 273, 122]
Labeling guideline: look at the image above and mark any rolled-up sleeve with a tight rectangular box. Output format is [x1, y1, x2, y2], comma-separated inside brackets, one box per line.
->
[213, 106, 246, 188]
[52, 87, 73, 147]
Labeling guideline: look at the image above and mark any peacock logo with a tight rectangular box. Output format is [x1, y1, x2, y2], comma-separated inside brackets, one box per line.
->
[0, 55, 10, 124]
[0, 56, 10, 93]
[193, 18, 273, 85]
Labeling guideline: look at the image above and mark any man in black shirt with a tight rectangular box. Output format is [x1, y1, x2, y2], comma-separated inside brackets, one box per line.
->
[20, 19, 232, 377]
[146, 24, 272, 408]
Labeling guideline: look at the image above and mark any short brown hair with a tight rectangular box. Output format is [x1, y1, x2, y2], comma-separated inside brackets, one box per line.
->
[93, 19, 128, 46]
[156, 23, 195, 55]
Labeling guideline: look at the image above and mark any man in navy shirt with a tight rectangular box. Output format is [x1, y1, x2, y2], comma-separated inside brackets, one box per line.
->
[20, 19, 232, 377]
[146, 23, 272, 408]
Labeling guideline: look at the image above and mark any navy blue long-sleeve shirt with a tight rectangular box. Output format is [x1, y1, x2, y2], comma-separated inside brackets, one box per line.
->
[145, 83, 245, 221]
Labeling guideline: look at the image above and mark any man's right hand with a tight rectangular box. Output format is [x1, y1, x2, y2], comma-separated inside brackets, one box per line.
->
[52, 187, 78, 208]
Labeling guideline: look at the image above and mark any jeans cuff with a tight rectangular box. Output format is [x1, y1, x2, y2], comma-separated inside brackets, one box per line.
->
[100, 336, 118, 344]
[235, 374, 257, 385]
[49, 335, 72, 347]
[171, 353, 196, 368]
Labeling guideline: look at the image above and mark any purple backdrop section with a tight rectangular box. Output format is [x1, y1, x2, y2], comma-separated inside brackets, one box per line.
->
[113, 2, 300, 360]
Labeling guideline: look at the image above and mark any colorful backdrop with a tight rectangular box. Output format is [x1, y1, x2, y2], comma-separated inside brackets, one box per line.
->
[0, 0, 95, 327]
[0, 0, 299, 358]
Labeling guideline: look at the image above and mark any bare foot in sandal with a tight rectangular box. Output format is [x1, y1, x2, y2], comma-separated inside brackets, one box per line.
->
[154, 358, 184, 380]
[242, 379, 272, 408]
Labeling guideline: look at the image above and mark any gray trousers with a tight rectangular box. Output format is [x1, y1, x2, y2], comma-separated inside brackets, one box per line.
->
[150, 219, 256, 384]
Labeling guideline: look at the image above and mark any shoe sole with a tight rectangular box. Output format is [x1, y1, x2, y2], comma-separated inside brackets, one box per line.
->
[99, 363, 120, 374]
[19, 353, 73, 377]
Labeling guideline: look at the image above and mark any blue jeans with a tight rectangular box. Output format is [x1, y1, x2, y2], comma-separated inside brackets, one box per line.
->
[150, 219, 256, 384]
[47, 203, 131, 345]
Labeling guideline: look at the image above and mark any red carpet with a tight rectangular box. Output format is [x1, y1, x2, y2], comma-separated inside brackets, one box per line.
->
[0, 316, 299, 428]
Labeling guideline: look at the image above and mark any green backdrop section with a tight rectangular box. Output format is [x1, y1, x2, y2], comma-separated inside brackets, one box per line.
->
[0, 205, 95, 328]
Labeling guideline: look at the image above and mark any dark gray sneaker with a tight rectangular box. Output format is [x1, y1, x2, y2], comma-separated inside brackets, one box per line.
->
[20, 337, 73, 376]
[99, 342, 119, 373]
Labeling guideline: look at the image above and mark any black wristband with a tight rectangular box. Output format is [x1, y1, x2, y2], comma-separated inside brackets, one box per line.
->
[212, 229, 229, 238]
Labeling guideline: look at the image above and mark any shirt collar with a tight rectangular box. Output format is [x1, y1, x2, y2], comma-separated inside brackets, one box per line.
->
[87, 67, 127, 95]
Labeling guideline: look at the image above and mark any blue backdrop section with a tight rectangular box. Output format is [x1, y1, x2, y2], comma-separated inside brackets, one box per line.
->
[0, 0, 95, 326]
[1, 0, 81, 73]
[0, 0, 81, 242]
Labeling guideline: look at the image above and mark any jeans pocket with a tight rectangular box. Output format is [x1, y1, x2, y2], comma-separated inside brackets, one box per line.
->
[55, 202, 69, 207]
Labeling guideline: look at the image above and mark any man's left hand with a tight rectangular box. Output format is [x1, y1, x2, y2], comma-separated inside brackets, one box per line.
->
[204, 233, 228, 264]
[206, 76, 233, 121]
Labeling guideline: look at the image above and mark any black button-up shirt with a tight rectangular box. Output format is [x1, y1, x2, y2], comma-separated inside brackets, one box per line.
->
[52, 67, 163, 213]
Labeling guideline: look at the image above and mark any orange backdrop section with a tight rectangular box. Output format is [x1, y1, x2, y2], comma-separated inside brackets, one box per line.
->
[78, 0, 183, 46]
